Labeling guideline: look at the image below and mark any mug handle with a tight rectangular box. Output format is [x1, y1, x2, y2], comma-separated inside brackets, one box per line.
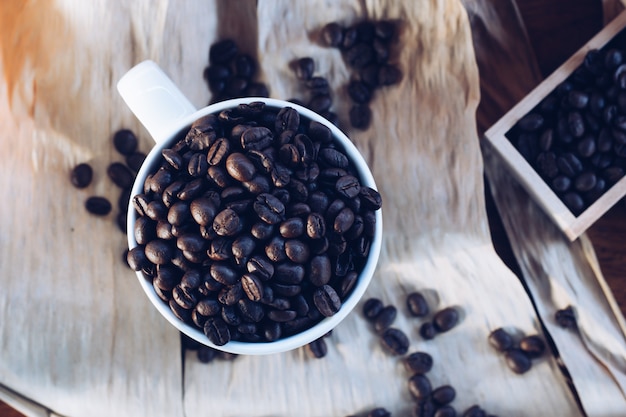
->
[117, 60, 197, 144]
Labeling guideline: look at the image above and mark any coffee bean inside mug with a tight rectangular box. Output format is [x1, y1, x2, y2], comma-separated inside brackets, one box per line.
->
[127, 101, 382, 346]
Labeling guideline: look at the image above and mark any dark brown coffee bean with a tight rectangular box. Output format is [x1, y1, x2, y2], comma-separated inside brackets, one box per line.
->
[268, 309, 297, 322]
[85, 196, 112, 216]
[70, 163, 93, 188]
[274, 262, 305, 284]
[293, 57, 315, 80]
[254, 193, 285, 224]
[113, 129, 139, 155]
[374, 305, 397, 332]
[177, 233, 206, 253]
[419, 322, 436, 340]
[433, 307, 459, 332]
[488, 328, 514, 352]
[162, 149, 183, 170]
[381, 327, 409, 355]
[363, 298, 384, 321]
[519, 335, 546, 358]
[333, 207, 355, 234]
[275, 107, 300, 134]
[309, 95, 333, 114]
[555, 306, 577, 329]
[237, 298, 264, 323]
[336, 175, 361, 199]
[126, 246, 149, 271]
[167, 201, 191, 226]
[367, 408, 391, 417]
[313, 284, 341, 317]
[413, 400, 436, 417]
[575, 171, 597, 192]
[246, 255, 274, 281]
[406, 291, 429, 317]
[213, 208, 240, 236]
[306, 337, 328, 358]
[431, 385, 456, 406]
[173, 285, 197, 310]
[306, 212, 326, 239]
[308, 255, 332, 286]
[462, 405, 487, 417]
[226, 152, 256, 182]
[563, 192, 585, 214]
[149, 168, 174, 194]
[378, 64, 402, 86]
[218, 283, 244, 306]
[404, 351, 433, 374]
[348, 103, 371, 130]
[265, 236, 287, 263]
[145, 200, 168, 221]
[203, 317, 231, 346]
[279, 217, 305, 238]
[210, 262, 239, 286]
[505, 348, 532, 374]
[345, 43, 374, 68]
[145, 239, 174, 265]
[517, 113, 544, 132]
[433, 405, 457, 417]
[409, 374, 432, 400]
[285, 239, 310, 263]
[189, 197, 217, 226]
[306, 76, 330, 95]
[320, 22, 343, 47]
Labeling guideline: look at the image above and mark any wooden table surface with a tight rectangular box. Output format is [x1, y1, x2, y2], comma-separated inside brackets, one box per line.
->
[1, 0, 622, 416]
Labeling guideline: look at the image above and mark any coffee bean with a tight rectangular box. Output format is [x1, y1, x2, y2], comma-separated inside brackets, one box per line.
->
[488, 328, 514, 352]
[374, 305, 397, 332]
[413, 400, 436, 417]
[555, 306, 577, 329]
[306, 337, 328, 358]
[366, 408, 391, 417]
[404, 351, 433, 374]
[70, 163, 93, 188]
[313, 284, 341, 317]
[432, 385, 456, 406]
[126, 246, 149, 271]
[433, 405, 457, 417]
[505, 348, 532, 374]
[406, 291, 429, 317]
[145, 239, 174, 265]
[419, 322, 436, 340]
[519, 335, 546, 358]
[203, 317, 231, 346]
[321, 22, 344, 47]
[462, 405, 487, 417]
[254, 193, 286, 224]
[408, 374, 432, 400]
[348, 80, 373, 103]
[349, 104, 372, 129]
[85, 196, 112, 216]
[213, 208, 240, 236]
[380, 327, 409, 355]
[363, 297, 384, 321]
[433, 307, 459, 332]
[113, 129, 139, 155]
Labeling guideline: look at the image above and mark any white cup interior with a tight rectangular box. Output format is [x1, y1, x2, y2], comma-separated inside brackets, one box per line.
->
[127, 97, 383, 355]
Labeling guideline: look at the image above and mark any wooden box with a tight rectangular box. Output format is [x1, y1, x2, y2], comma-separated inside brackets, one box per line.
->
[484, 9, 626, 241]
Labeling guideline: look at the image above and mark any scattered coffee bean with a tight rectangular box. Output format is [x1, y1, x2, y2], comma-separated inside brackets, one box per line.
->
[363, 297, 384, 320]
[85, 196, 112, 216]
[113, 129, 139, 155]
[306, 336, 328, 359]
[487, 328, 514, 352]
[367, 408, 391, 417]
[408, 374, 432, 400]
[380, 327, 409, 355]
[404, 351, 433, 374]
[433, 307, 459, 333]
[374, 305, 397, 332]
[431, 385, 456, 406]
[555, 306, 577, 329]
[504, 348, 532, 374]
[406, 291, 429, 317]
[519, 335, 546, 359]
[419, 322, 436, 340]
[70, 163, 93, 188]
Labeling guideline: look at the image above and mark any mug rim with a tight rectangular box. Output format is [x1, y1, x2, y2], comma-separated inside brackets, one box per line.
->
[127, 97, 383, 355]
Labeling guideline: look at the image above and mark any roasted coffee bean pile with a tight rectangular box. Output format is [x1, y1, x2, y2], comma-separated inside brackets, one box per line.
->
[126, 102, 382, 346]
[70, 129, 147, 228]
[204, 39, 270, 103]
[357, 292, 499, 417]
[319, 20, 403, 130]
[289, 58, 340, 127]
[488, 328, 546, 374]
[506, 46, 626, 215]
[363, 298, 409, 355]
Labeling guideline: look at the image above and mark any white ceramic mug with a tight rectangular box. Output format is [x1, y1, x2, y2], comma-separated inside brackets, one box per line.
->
[117, 60, 382, 355]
